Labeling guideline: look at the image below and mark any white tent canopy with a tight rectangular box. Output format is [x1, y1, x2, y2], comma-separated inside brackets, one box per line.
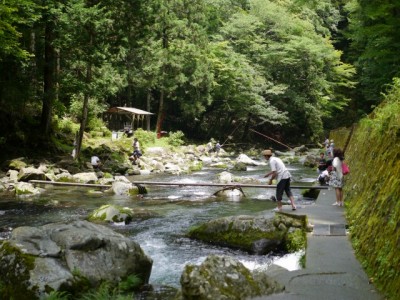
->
[104, 107, 153, 131]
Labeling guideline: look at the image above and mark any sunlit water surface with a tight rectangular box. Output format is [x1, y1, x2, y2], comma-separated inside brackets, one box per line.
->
[0, 161, 318, 288]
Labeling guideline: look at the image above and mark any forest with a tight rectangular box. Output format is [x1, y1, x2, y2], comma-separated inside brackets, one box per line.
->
[1, 0, 399, 157]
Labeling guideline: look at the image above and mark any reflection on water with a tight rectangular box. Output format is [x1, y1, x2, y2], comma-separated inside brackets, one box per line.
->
[0, 162, 318, 288]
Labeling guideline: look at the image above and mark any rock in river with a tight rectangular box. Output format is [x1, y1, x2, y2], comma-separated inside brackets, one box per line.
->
[0, 220, 153, 299]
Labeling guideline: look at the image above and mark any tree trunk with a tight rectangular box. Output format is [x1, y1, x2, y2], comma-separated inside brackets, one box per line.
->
[156, 90, 164, 135]
[75, 25, 93, 159]
[146, 90, 151, 130]
[41, 20, 56, 136]
[75, 62, 92, 159]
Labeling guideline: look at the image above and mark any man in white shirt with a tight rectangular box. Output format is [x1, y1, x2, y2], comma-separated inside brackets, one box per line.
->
[91, 156, 101, 170]
[263, 149, 296, 212]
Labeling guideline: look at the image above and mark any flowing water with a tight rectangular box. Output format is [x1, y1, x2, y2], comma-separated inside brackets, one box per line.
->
[0, 160, 318, 290]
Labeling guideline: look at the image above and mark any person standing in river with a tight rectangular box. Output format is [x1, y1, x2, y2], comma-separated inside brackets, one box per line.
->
[329, 148, 344, 206]
[129, 137, 142, 165]
[262, 149, 296, 211]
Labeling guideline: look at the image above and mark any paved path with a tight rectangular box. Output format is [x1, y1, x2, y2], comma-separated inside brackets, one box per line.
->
[253, 189, 382, 300]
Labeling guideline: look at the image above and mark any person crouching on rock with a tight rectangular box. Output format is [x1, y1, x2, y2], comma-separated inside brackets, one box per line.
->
[91, 156, 102, 170]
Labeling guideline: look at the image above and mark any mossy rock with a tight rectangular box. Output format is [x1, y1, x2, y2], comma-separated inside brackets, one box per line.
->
[0, 242, 37, 299]
[233, 162, 247, 171]
[187, 214, 307, 254]
[189, 161, 203, 172]
[178, 255, 284, 299]
[88, 204, 133, 223]
[285, 227, 307, 252]
[8, 158, 27, 171]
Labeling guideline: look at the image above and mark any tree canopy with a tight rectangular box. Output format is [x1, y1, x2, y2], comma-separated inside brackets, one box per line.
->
[0, 0, 398, 153]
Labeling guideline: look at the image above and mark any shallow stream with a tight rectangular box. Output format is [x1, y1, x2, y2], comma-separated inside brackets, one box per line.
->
[0, 160, 318, 290]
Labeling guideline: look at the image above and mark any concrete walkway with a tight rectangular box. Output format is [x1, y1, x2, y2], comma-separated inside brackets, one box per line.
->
[254, 189, 382, 300]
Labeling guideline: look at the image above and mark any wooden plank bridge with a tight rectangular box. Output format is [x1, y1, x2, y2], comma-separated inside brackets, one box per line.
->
[29, 180, 328, 190]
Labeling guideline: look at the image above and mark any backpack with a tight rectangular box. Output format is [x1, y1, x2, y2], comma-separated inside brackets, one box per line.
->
[342, 162, 350, 175]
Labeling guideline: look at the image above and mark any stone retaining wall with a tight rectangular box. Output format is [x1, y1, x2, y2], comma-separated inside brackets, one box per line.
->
[331, 96, 400, 299]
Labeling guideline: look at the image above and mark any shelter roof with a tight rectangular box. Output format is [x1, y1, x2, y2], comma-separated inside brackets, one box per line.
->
[106, 107, 153, 115]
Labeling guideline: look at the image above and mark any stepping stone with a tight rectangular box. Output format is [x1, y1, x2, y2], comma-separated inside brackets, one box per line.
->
[313, 223, 346, 236]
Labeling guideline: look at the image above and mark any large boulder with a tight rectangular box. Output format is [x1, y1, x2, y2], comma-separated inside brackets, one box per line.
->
[88, 204, 134, 223]
[232, 161, 247, 171]
[187, 213, 307, 255]
[7, 158, 27, 171]
[14, 182, 44, 197]
[216, 171, 234, 184]
[72, 172, 98, 184]
[18, 167, 48, 182]
[236, 154, 262, 166]
[110, 181, 140, 195]
[213, 187, 245, 200]
[0, 220, 153, 299]
[6, 169, 19, 182]
[164, 162, 182, 175]
[303, 154, 318, 168]
[177, 255, 284, 300]
[54, 172, 74, 182]
[88, 204, 157, 223]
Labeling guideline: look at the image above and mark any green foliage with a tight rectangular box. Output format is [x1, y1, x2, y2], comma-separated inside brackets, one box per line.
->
[69, 95, 108, 125]
[87, 118, 110, 135]
[368, 78, 400, 136]
[118, 274, 142, 293]
[43, 281, 136, 300]
[133, 129, 157, 149]
[0, 0, 39, 60]
[0, 0, 361, 153]
[345, 0, 400, 112]
[341, 79, 400, 299]
[45, 291, 69, 300]
[167, 130, 185, 147]
[285, 229, 306, 252]
[54, 116, 80, 135]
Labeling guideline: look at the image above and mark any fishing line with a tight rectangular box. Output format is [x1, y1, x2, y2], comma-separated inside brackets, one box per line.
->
[250, 129, 292, 150]
[222, 121, 242, 146]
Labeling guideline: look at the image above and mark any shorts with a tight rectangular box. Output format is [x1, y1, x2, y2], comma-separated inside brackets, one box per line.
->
[276, 178, 293, 201]
[133, 150, 142, 157]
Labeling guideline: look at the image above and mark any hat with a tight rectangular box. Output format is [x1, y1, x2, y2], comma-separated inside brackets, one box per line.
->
[262, 149, 273, 156]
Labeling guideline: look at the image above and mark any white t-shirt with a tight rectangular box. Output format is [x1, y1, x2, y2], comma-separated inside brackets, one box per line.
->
[91, 156, 100, 166]
[133, 140, 140, 151]
[269, 156, 291, 182]
[332, 157, 343, 180]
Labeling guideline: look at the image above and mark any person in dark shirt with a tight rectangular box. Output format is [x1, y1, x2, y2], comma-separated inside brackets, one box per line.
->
[317, 152, 327, 174]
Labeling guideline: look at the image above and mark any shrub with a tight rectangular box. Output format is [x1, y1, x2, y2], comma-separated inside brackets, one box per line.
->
[54, 116, 80, 134]
[167, 130, 185, 147]
[133, 129, 157, 148]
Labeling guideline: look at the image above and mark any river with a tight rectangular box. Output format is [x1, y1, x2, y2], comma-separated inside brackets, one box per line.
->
[0, 159, 318, 292]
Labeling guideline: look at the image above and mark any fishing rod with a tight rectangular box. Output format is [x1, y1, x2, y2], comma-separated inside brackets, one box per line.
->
[221, 121, 242, 146]
[250, 129, 292, 150]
